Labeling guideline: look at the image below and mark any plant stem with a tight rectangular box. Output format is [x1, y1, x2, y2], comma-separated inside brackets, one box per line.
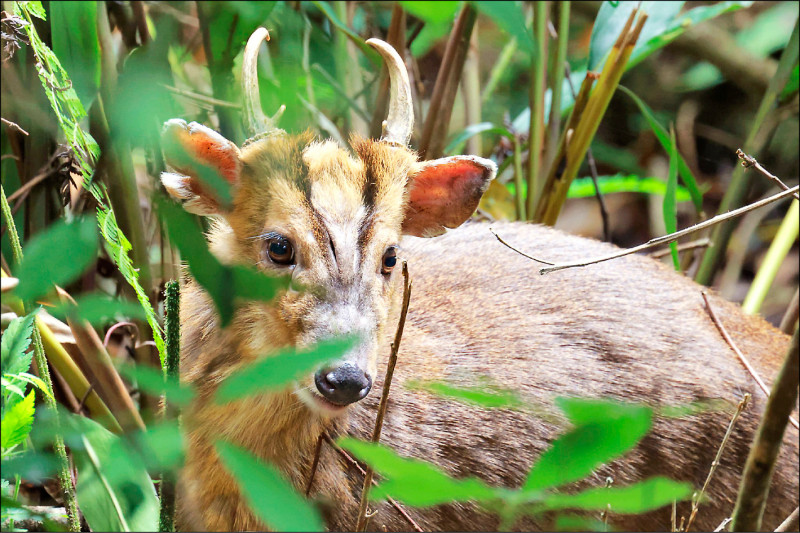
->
[1, 186, 80, 532]
[159, 280, 181, 532]
[742, 199, 799, 315]
[513, 137, 526, 220]
[730, 327, 799, 532]
[695, 19, 799, 286]
[547, 2, 570, 167]
[481, 38, 517, 104]
[527, 1, 548, 218]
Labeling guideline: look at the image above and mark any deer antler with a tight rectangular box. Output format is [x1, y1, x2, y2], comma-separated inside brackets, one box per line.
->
[242, 28, 285, 139]
[366, 39, 413, 147]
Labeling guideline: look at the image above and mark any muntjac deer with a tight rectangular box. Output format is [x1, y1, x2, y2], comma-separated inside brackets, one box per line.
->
[161, 29, 799, 531]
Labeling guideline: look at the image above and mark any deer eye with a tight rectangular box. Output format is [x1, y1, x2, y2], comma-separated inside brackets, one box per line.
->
[267, 236, 294, 265]
[381, 247, 397, 275]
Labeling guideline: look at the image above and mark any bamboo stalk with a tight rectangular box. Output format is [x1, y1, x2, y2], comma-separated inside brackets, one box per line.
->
[527, 1, 548, 218]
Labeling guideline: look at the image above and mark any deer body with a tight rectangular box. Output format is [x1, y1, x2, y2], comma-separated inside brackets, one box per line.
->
[161, 30, 799, 532]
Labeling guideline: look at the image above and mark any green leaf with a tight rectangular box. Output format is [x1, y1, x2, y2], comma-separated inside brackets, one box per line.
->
[400, 1, 462, 24]
[445, 122, 513, 156]
[5, 372, 54, 403]
[215, 336, 357, 403]
[406, 380, 524, 410]
[780, 63, 799, 101]
[312, 1, 380, 66]
[117, 363, 196, 408]
[539, 477, 693, 514]
[566, 175, 692, 201]
[664, 127, 680, 270]
[50, 1, 100, 108]
[216, 440, 323, 532]
[66, 414, 159, 532]
[618, 85, 703, 213]
[473, 1, 534, 56]
[22, 1, 46, 19]
[155, 196, 290, 327]
[1, 391, 35, 451]
[338, 437, 499, 506]
[523, 399, 652, 492]
[14, 218, 98, 302]
[1, 309, 38, 377]
[48, 294, 147, 326]
[409, 21, 451, 57]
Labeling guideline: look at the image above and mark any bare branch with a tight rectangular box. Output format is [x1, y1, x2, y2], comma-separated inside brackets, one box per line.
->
[737, 149, 799, 200]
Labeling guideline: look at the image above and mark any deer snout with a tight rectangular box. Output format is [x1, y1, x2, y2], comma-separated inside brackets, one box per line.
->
[314, 363, 372, 405]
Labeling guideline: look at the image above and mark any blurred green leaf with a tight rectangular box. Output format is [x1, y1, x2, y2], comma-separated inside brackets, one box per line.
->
[445, 122, 513, 155]
[67, 414, 159, 532]
[130, 422, 185, 473]
[216, 440, 323, 532]
[49, 294, 146, 326]
[400, 1, 462, 24]
[539, 477, 693, 514]
[117, 363, 196, 408]
[202, 2, 276, 64]
[781, 63, 799, 101]
[0, 450, 59, 482]
[473, 1, 534, 56]
[567, 175, 692, 201]
[215, 335, 357, 403]
[21, 1, 46, 19]
[665, 127, 680, 270]
[1, 309, 38, 377]
[50, 1, 100, 108]
[523, 399, 652, 492]
[312, 1, 380, 65]
[155, 196, 290, 326]
[14, 218, 98, 302]
[618, 85, 703, 213]
[406, 380, 524, 410]
[1, 391, 35, 452]
[338, 437, 499, 506]
[410, 20, 451, 57]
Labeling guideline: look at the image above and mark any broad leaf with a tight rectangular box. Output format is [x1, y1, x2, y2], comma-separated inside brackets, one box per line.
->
[406, 380, 524, 410]
[14, 218, 98, 302]
[539, 477, 693, 514]
[215, 336, 357, 403]
[216, 440, 323, 532]
[473, 1, 534, 56]
[117, 363, 196, 408]
[523, 399, 652, 492]
[50, 1, 100, 108]
[338, 437, 499, 506]
[400, 1, 462, 24]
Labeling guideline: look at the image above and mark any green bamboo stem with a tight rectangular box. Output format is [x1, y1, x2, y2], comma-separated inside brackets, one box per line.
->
[481, 38, 517, 104]
[695, 19, 799, 286]
[547, 2, 570, 167]
[513, 136, 526, 220]
[159, 280, 181, 532]
[527, 1, 548, 218]
[742, 199, 799, 315]
[1, 186, 80, 532]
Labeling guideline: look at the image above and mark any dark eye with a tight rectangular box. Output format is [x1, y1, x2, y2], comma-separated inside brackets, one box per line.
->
[381, 247, 397, 275]
[267, 236, 294, 265]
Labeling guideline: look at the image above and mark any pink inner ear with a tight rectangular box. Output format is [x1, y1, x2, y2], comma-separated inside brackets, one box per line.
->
[403, 156, 494, 237]
[167, 121, 240, 185]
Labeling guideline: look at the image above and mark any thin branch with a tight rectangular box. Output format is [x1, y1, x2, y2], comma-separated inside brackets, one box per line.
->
[649, 238, 712, 259]
[490, 227, 554, 265]
[305, 434, 324, 497]
[737, 149, 799, 200]
[162, 84, 242, 109]
[533, 186, 798, 275]
[685, 394, 751, 532]
[1, 117, 29, 135]
[779, 288, 799, 335]
[775, 507, 799, 532]
[320, 433, 423, 532]
[355, 262, 412, 532]
[702, 292, 799, 430]
[714, 517, 731, 532]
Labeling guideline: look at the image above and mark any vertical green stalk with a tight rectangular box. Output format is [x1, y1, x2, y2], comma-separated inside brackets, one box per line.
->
[742, 199, 799, 315]
[527, 1, 548, 219]
[159, 280, 181, 532]
[696, 19, 799, 286]
[547, 2, 570, 164]
[513, 137, 526, 220]
[481, 38, 517, 104]
[1, 185, 80, 532]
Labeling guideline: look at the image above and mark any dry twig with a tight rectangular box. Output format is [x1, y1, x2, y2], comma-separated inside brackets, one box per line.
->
[684, 394, 751, 532]
[702, 292, 799, 430]
[649, 238, 712, 259]
[775, 507, 799, 532]
[737, 149, 799, 200]
[355, 262, 412, 531]
[1, 117, 29, 135]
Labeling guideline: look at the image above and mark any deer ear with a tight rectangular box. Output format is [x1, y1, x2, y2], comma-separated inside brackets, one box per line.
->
[160, 119, 241, 215]
[402, 156, 496, 237]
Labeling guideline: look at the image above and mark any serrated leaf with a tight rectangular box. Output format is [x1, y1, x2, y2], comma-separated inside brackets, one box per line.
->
[1, 309, 38, 376]
[1, 390, 35, 451]
[14, 218, 98, 302]
[539, 477, 693, 514]
[50, 1, 100, 108]
[523, 399, 652, 492]
[216, 440, 323, 532]
[215, 336, 357, 403]
[338, 437, 499, 506]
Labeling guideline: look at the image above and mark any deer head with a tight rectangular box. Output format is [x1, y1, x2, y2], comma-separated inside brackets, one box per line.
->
[160, 29, 496, 416]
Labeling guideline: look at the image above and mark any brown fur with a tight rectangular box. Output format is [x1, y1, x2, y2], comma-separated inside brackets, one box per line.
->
[171, 134, 799, 532]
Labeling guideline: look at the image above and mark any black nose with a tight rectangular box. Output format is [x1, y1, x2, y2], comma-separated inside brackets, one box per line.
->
[314, 363, 372, 406]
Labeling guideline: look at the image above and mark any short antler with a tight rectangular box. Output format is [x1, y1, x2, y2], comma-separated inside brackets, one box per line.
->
[242, 28, 285, 139]
[366, 38, 413, 147]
